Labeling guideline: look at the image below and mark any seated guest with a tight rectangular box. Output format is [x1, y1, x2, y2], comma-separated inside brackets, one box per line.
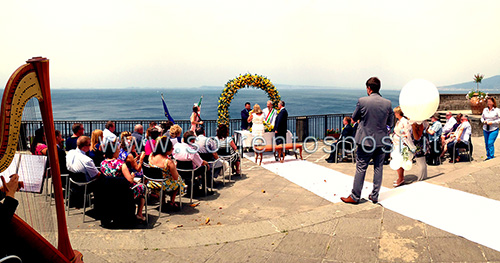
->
[427, 113, 443, 155]
[103, 121, 117, 146]
[427, 113, 443, 142]
[149, 121, 157, 129]
[101, 139, 146, 222]
[173, 131, 209, 195]
[119, 131, 144, 180]
[0, 174, 21, 225]
[447, 115, 472, 162]
[440, 112, 459, 150]
[131, 124, 144, 153]
[325, 117, 355, 163]
[195, 127, 218, 158]
[31, 127, 47, 156]
[0, 173, 22, 259]
[160, 121, 174, 137]
[144, 127, 161, 156]
[148, 136, 186, 209]
[216, 124, 241, 175]
[66, 136, 101, 181]
[169, 124, 183, 146]
[66, 123, 84, 151]
[440, 113, 462, 158]
[88, 129, 104, 167]
[195, 127, 222, 178]
[55, 130, 68, 174]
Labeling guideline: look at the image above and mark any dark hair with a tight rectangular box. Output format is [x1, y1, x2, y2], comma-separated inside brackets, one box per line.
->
[105, 121, 114, 129]
[147, 127, 161, 141]
[487, 97, 497, 108]
[165, 121, 174, 130]
[55, 130, 61, 138]
[31, 127, 45, 154]
[245, 102, 251, 106]
[344, 116, 352, 123]
[455, 113, 463, 123]
[216, 124, 229, 139]
[366, 77, 381, 93]
[193, 105, 199, 113]
[153, 136, 173, 156]
[160, 122, 168, 133]
[183, 131, 196, 144]
[104, 139, 119, 159]
[149, 121, 157, 128]
[280, 101, 285, 107]
[72, 123, 83, 134]
[195, 127, 205, 136]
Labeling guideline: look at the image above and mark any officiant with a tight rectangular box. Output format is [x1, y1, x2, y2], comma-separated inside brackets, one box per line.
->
[262, 100, 278, 127]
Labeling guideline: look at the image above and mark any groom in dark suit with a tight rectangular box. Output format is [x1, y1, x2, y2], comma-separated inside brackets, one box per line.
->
[273, 100, 288, 143]
[341, 77, 394, 204]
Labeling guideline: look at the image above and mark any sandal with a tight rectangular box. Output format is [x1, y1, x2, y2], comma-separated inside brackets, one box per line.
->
[136, 215, 146, 222]
[393, 180, 404, 187]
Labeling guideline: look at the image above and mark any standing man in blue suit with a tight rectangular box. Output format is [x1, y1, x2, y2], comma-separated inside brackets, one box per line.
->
[273, 100, 288, 153]
[241, 102, 252, 130]
[341, 77, 394, 204]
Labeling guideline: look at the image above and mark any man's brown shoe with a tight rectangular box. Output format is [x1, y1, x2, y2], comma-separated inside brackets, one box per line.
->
[340, 196, 359, 204]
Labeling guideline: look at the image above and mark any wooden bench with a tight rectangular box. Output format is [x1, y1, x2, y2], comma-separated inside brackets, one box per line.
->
[254, 143, 303, 165]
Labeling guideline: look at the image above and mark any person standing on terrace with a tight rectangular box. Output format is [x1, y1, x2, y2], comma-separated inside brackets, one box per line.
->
[241, 102, 252, 130]
[482, 97, 500, 160]
[341, 77, 393, 204]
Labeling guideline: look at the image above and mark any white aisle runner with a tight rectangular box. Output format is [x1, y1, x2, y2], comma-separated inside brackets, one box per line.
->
[244, 152, 500, 252]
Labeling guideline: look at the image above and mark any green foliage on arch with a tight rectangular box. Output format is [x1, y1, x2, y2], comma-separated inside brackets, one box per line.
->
[217, 73, 281, 125]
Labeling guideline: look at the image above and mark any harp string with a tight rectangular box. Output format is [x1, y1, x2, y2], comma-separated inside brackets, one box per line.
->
[15, 97, 57, 247]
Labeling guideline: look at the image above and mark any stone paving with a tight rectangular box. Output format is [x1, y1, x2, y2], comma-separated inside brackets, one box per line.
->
[65, 136, 500, 263]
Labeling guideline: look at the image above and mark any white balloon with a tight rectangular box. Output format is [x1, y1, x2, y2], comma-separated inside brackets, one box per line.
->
[399, 79, 440, 122]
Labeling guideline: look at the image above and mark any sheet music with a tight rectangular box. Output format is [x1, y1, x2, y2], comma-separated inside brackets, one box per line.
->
[0, 154, 47, 193]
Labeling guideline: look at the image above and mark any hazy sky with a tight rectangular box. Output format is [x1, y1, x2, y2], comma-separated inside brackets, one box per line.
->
[1, 1, 499, 90]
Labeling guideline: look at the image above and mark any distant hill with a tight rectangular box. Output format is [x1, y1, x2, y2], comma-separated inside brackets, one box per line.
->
[438, 75, 500, 92]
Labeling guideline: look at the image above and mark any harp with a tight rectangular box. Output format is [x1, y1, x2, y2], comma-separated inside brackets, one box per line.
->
[1, 57, 83, 262]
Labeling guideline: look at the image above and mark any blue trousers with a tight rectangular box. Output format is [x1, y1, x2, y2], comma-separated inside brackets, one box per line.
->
[484, 129, 499, 159]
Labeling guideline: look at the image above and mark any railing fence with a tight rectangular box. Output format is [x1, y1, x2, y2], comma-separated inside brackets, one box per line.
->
[21, 113, 352, 144]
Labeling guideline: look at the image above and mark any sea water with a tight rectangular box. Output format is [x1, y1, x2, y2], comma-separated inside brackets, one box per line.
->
[46, 87, 402, 121]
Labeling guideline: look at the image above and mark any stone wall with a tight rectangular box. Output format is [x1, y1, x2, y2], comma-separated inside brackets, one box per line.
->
[438, 93, 500, 111]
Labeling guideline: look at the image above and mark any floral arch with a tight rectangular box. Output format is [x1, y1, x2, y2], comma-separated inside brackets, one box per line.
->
[217, 73, 281, 125]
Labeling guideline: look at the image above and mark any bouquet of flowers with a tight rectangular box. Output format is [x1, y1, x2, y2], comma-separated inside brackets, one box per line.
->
[264, 122, 274, 132]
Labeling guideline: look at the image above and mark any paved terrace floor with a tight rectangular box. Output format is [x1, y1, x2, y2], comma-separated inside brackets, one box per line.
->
[65, 136, 500, 263]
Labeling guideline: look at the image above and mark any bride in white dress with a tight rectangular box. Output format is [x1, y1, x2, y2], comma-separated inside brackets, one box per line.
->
[248, 104, 265, 137]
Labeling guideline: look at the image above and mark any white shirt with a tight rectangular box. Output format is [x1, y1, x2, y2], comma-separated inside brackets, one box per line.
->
[103, 128, 117, 145]
[66, 149, 100, 181]
[262, 107, 277, 126]
[481, 107, 500, 131]
[195, 135, 217, 153]
[442, 117, 457, 134]
[455, 121, 471, 144]
[173, 143, 204, 169]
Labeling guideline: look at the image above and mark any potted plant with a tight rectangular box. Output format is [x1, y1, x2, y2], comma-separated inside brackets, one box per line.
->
[466, 73, 487, 115]
[326, 128, 341, 139]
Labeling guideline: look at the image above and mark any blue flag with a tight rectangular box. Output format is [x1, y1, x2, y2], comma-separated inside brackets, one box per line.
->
[161, 93, 175, 124]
